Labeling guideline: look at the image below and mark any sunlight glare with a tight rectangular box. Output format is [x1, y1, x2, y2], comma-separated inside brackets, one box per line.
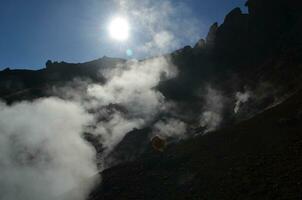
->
[108, 17, 130, 41]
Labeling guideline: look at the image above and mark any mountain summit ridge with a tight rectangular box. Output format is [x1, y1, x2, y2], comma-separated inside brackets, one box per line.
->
[1, 0, 302, 199]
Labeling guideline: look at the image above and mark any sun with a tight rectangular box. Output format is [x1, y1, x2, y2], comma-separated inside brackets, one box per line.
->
[108, 17, 130, 41]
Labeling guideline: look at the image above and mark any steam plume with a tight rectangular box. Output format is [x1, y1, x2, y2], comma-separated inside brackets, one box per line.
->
[0, 98, 98, 200]
[199, 86, 225, 133]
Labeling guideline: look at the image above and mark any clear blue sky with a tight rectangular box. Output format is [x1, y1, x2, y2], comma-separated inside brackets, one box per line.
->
[0, 0, 247, 69]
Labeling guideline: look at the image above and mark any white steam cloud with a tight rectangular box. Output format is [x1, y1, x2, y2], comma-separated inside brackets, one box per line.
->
[0, 56, 178, 199]
[92, 111, 144, 151]
[0, 98, 98, 200]
[86, 57, 177, 154]
[234, 90, 251, 114]
[0, 2, 204, 200]
[199, 86, 225, 133]
[153, 118, 187, 139]
[87, 58, 177, 118]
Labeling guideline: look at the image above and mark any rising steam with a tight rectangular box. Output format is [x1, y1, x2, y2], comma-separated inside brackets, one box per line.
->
[0, 56, 177, 199]
[0, 98, 98, 200]
[199, 86, 225, 133]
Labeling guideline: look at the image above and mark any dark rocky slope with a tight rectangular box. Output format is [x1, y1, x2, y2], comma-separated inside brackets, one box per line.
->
[1, 0, 302, 199]
[0, 57, 125, 103]
[89, 87, 302, 200]
[87, 0, 302, 199]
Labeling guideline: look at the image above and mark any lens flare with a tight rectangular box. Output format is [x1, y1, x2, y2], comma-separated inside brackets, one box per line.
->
[126, 49, 133, 57]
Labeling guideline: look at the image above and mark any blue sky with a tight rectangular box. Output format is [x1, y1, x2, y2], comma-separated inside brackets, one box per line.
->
[0, 0, 247, 69]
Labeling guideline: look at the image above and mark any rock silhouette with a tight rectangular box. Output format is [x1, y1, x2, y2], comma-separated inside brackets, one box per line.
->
[1, 0, 302, 199]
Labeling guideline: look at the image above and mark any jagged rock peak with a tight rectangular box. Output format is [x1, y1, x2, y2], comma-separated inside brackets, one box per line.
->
[206, 22, 218, 48]
[2, 67, 11, 72]
[224, 7, 243, 23]
[194, 38, 206, 49]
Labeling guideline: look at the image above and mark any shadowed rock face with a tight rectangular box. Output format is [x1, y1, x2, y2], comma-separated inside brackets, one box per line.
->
[0, 57, 126, 103]
[87, 1, 302, 199]
[104, 128, 152, 167]
[205, 22, 218, 49]
[159, 0, 302, 103]
[1, 1, 302, 199]
[89, 89, 302, 200]
[245, 0, 302, 61]
[214, 7, 249, 66]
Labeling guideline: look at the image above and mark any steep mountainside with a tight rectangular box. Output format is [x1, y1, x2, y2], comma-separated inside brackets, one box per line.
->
[89, 87, 302, 200]
[1, 0, 302, 199]
[0, 57, 125, 103]
[87, 0, 302, 199]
